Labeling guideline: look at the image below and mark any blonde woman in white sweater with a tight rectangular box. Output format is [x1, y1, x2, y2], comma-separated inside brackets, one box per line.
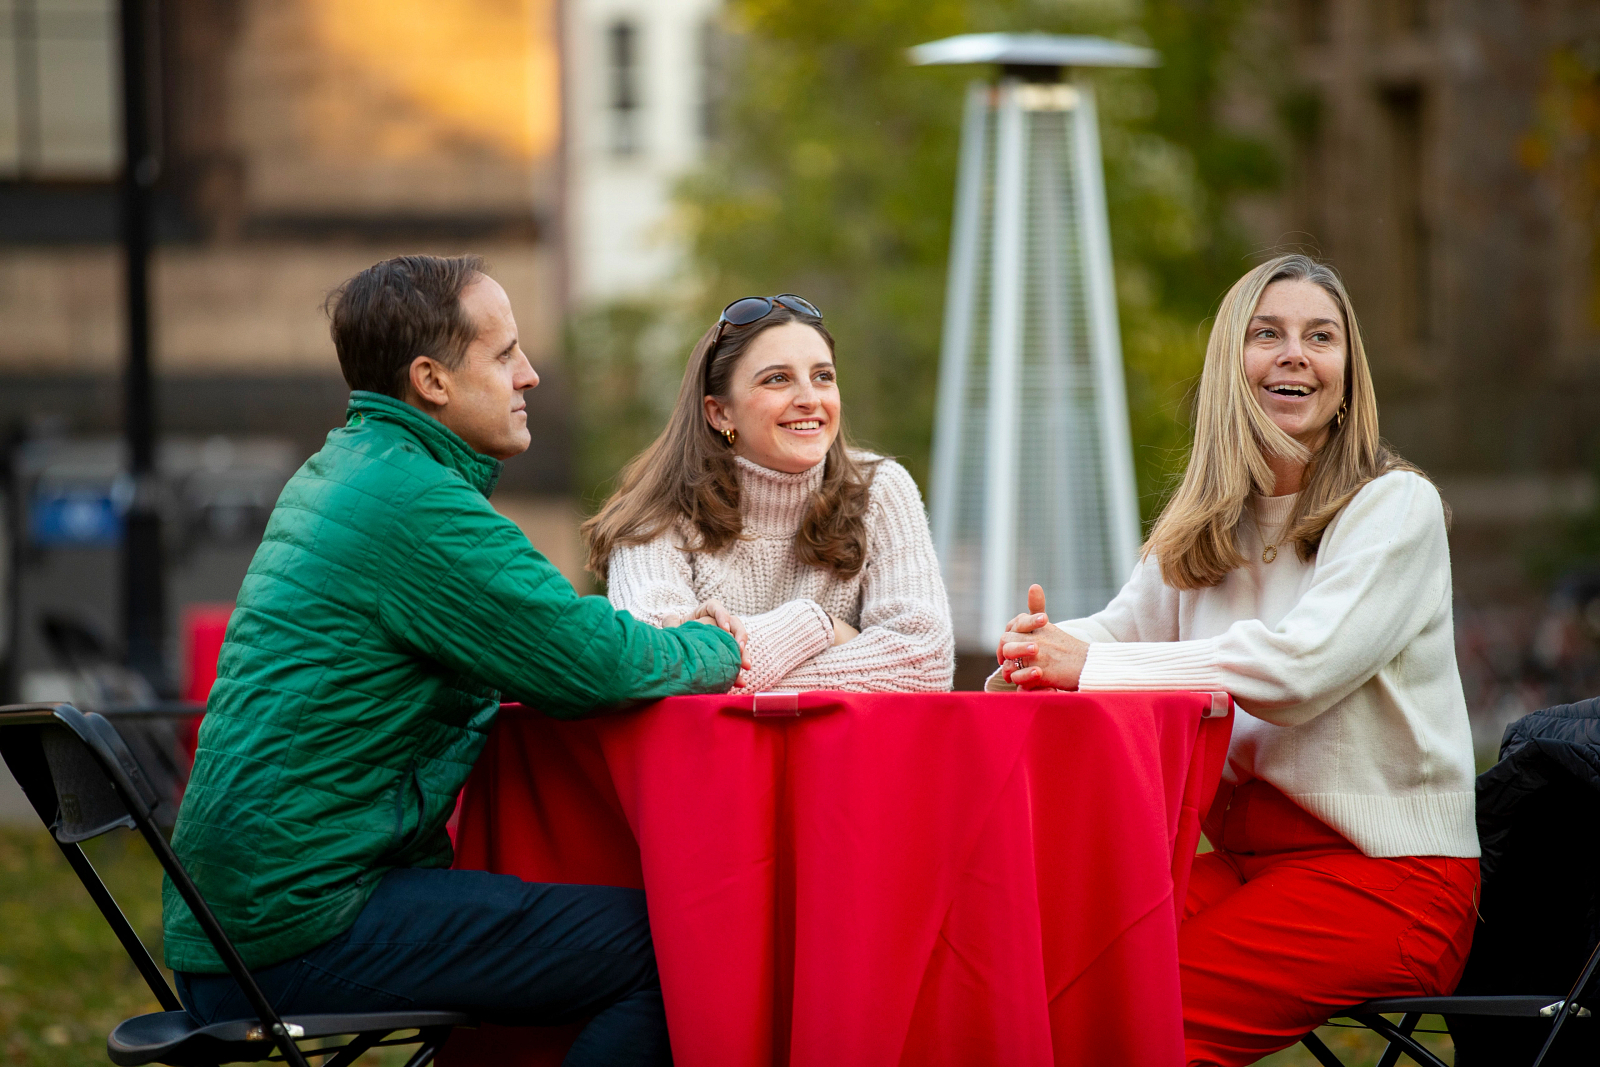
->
[992, 255, 1478, 1067]
[584, 295, 953, 693]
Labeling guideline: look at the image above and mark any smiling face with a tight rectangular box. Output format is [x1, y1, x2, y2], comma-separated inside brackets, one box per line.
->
[1243, 278, 1348, 450]
[422, 275, 540, 460]
[703, 321, 840, 474]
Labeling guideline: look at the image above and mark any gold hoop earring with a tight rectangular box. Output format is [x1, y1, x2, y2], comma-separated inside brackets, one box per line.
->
[1335, 398, 1348, 430]
[721, 428, 737, 446]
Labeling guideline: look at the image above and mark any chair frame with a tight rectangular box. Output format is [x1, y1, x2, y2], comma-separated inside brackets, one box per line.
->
[1298, 944, 1600, 1066]
[0, 701, 471, 1067]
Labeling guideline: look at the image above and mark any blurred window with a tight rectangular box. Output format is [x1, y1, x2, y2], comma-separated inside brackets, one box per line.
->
[608, 18, 641, 157]
[1381, 84, 1430, 348]
[0, 0, 118, 179]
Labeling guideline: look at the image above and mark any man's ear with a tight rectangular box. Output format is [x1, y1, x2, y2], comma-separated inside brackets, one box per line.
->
[408, 356, 451, 409]
[703, 394, 733, 433]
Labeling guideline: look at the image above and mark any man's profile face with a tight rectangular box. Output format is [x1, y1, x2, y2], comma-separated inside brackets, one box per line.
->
[430, 275, 539, 460]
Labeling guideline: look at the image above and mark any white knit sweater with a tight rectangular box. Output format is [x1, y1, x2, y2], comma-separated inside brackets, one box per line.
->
[990, 471, 1478, 858]
[606, 454, 955, 693]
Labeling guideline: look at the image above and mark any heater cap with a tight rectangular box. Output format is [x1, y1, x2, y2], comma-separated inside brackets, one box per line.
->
[910, 33, 1158, 71]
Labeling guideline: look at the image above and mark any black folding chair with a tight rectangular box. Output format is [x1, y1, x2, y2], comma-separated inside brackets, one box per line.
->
[0, 701, 474, 1066]
[1298, 985, 1597, 1067]
[1300, 696, 1600, 1067]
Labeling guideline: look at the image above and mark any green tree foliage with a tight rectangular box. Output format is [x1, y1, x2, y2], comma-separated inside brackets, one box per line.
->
[570, 0, 1283, 524]
[565, 300, 687, 511]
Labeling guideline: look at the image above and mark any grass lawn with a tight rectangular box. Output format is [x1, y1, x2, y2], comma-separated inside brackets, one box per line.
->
[1259, 1021, 1454, 1066]
[0, 825, 426, 1066]
[1, 823, 1456, 1066]
[0, 825, 170, 1066]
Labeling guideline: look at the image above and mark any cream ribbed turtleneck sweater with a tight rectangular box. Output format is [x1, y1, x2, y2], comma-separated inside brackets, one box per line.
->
[990, 471, 1478, 859]
[606, 453, 955, 693]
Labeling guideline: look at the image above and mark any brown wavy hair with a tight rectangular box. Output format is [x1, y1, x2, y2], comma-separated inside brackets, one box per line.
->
[1143, 254, 1434, 590]
[583, 305, 877, 581]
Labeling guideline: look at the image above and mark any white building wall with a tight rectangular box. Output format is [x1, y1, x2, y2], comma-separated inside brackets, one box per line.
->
[565, 0, 720, 305]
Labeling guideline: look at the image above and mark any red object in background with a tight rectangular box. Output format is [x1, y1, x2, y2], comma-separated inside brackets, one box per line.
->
[179, 603, 233, 757]
[182, 603, 233, 704]
[443, 690, 1232, 1067]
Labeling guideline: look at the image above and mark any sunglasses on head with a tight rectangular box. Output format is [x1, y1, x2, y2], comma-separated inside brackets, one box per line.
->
[712, 294, 822, 346]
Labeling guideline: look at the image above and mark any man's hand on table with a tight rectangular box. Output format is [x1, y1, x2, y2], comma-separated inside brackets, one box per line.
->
[996, 584, 1088, 690]
[663, 599, 752, 671]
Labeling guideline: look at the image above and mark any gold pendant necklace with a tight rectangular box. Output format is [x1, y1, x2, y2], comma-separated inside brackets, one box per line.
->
[1252, 509, 1279, 564]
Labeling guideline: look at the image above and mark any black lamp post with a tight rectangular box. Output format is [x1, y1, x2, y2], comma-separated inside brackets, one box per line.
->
[119, 0, 166, 689]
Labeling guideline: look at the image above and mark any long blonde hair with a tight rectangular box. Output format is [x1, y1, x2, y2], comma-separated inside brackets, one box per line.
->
[1144, 254, 1429, 590]
[582, 305, 876, 581]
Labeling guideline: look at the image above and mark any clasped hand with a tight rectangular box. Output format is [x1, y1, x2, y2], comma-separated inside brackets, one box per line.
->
[663, 599, 753, 670]
[996, 584, 1089, 690]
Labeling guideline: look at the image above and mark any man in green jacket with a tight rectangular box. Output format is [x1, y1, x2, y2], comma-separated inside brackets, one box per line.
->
[162, 254, 744, 1065]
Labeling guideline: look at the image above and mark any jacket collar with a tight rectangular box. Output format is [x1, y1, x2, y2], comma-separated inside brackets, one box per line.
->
[345, 391, 502, 498]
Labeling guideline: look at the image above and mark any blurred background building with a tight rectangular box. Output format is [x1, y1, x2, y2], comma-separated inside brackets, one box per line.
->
[1253, 0, 1598, 589]
[564, 0, 721, 306]
[1, 0, 1599, 757]
[0, 0, 574, 711]
[1248, 0, 1600, 747]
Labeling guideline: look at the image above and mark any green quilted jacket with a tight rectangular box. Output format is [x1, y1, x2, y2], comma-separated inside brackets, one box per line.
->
[162, 391, 740, 972]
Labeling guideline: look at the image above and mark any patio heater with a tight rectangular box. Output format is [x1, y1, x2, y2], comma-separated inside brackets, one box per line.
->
[911, 33, 1156, 649]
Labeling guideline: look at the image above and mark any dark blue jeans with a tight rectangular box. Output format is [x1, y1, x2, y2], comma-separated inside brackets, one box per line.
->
[175, 867, 670, 1066]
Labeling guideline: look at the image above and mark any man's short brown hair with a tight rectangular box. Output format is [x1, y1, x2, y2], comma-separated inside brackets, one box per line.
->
[327, 254, 486, 398]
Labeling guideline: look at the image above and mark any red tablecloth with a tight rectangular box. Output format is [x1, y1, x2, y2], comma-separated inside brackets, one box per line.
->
[442, 690, 1232, 1067]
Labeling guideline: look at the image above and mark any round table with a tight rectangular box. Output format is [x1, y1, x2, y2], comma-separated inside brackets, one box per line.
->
[442, 689, 1232, 1067]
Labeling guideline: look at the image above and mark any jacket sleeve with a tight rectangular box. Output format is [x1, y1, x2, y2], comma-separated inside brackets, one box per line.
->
[1076, 472, 1452, 726]
[765, 461, 954, 692]
[378, 484, 741, 718]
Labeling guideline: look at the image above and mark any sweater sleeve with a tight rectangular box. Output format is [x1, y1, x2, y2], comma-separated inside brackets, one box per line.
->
[764, 461, 954, 693]
[606, 525, 834, 693]
[984, 554, 1179, 691]
[1077, 472, 1452, 726]
[380, 484, 741, 718]
[730, 600, 836, 693]
[604, 531, 701, 626]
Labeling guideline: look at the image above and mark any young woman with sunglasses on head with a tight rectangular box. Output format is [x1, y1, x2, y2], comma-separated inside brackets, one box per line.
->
[990, 256, 1478, 1066]
[583, 295, 954, 693]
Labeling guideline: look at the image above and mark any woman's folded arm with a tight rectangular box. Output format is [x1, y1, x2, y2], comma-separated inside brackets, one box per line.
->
[1077, 472, 1451, 725]
[606, 530, 835, 693]
[731, 599, 837, 692]
[768, 461, 954, 692]
[604, 534, 701, 627]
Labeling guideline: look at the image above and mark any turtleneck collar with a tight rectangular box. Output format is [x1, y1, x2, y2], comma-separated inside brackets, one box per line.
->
[1251, 490, 1299, 529]
[734, 454, 826, 536]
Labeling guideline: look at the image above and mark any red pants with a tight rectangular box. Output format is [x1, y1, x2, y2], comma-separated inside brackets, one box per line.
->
[1180, 780, 1479, 1067]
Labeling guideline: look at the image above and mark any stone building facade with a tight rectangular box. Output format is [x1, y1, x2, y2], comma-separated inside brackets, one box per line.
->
[1231, 0, 1600, 736]
[564, 0, 723, 306]
[1227, 0, 1600, 604]
[1, 0, 567, 479]
[0, 0, 579, 694]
